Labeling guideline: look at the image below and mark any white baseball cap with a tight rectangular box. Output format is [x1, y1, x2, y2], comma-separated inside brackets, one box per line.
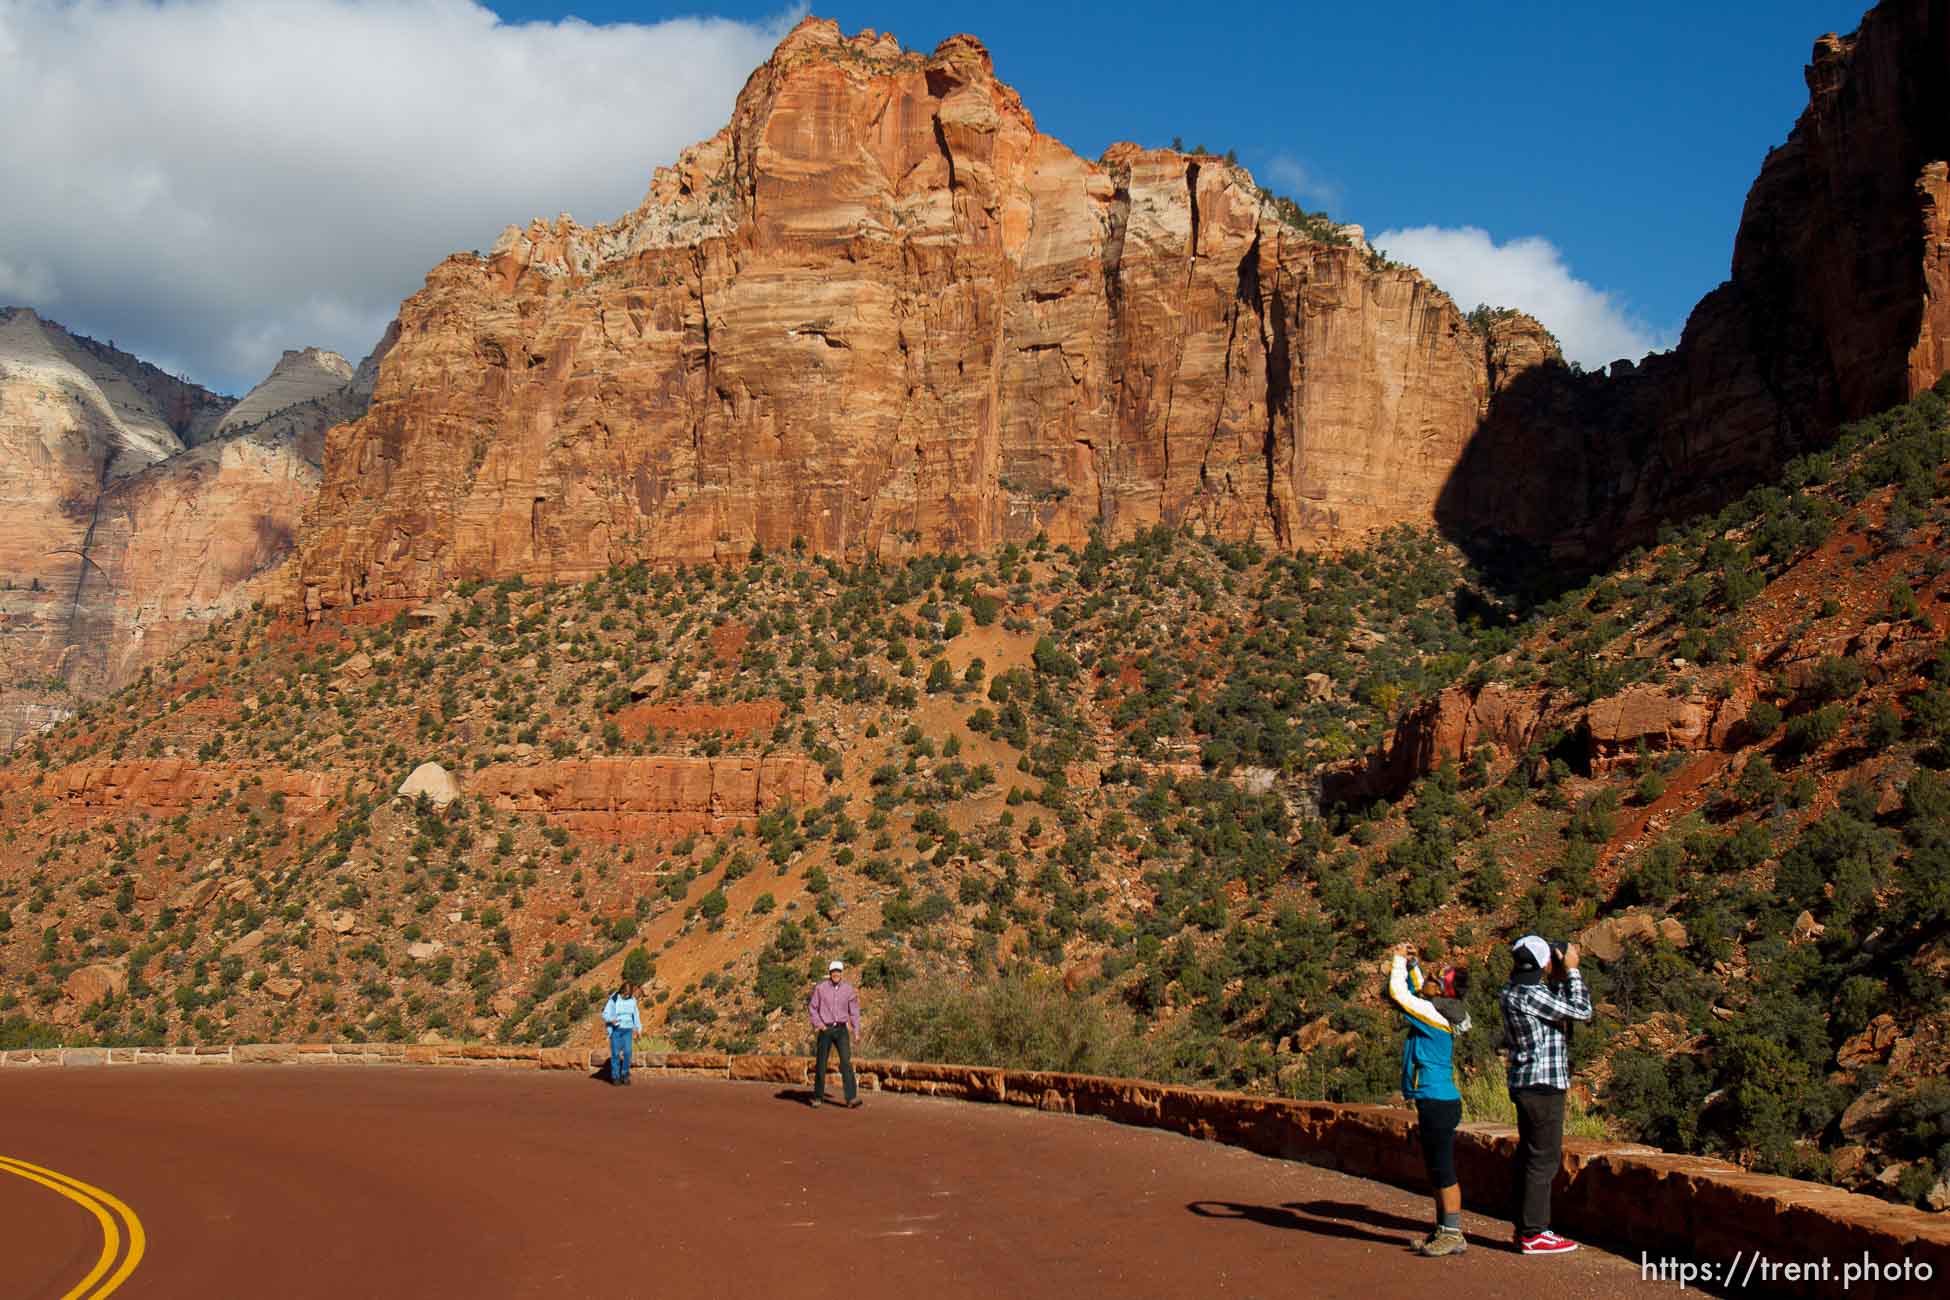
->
[829, 960, 844, 971]
[1511, 935, 1552, 971]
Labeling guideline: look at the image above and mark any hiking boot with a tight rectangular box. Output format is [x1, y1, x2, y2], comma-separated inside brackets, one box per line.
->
[1417, 1229, 1467, 1258]
[809, 1097, 823, 1108]
[1519, 1230, 1580, 1255]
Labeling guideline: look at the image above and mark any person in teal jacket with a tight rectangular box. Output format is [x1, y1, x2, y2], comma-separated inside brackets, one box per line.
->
[1388, 943, 1473, 1258]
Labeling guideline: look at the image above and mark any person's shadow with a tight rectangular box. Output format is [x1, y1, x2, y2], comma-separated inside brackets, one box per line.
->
[1188, 1199, 1497, 1251]
[774, 1088, 819, 1107]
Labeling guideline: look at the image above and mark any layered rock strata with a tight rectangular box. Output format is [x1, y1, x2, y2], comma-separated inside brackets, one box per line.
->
[30, 760, 338, 816]
[24, 753, 823, 838]
[291, 6, 1950, 609]
[294, 19, 1500, 615]
[67, 440, 322, 699]
[469, 755, 826, 838]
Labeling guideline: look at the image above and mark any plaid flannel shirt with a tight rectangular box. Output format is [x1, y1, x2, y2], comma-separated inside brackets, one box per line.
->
[1499, 971, 1592, 1091]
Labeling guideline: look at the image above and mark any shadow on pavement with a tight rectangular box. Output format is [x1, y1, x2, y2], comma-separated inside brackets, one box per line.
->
[1186, 1200, 1403, 1247]
[1287, 1199, 1429, 1234]
[590, 1062, 639, 1086]
[773, 1087, 819, 1106]
[1188, 1199, 1512, 1252]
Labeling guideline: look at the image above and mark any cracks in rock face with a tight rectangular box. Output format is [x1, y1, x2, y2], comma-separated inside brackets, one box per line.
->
[932, 114, 957, 194]
[792, 325, 851, 349]
[1102, 171, 1130, 312]
[58, 452, 120, 697]
[690, 251, 714, 463]
[1096, 166, 1141, 519]
[1257, 252, 1295, 548]
[1195, 231, 1258, 510]
[1184, 161, 1201, 260]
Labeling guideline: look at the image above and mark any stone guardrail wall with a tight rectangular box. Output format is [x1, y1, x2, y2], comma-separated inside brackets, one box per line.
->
[7, 1043, 1946, 1296]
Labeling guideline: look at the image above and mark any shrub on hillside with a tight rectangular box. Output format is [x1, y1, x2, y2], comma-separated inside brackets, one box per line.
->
[1866, 700, 1905, 751]
[1806, 655, 1866, 705]
[1621, 838, 1682, 907]
[1780, 704, 1843, 758]
[1743, 699, 1783, 742]
[0, 1014, 64, 1050]
[1606, 1047, 1709, 1150]
[873, 972, 1192, 1080]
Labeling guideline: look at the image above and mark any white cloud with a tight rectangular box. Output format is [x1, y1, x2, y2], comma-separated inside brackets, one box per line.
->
[1262, 154, 1341, 210]
[1370, 224, 1675, 369]
[0, 0, 801, 392]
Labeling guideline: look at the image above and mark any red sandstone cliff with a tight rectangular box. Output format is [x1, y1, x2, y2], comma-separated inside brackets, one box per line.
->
[294, 20, 1496, 615]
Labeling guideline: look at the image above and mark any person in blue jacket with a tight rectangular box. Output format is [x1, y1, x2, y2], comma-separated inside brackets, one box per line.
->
[602, 981, 642, 1087]
[1388, 942, 1473, 1258]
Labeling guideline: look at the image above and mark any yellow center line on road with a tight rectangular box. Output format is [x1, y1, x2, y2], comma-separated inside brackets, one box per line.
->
[0, 1154, 146, 1299]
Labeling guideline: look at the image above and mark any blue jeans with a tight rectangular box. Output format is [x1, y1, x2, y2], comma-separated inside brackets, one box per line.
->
[609, 1027, 634, 1083]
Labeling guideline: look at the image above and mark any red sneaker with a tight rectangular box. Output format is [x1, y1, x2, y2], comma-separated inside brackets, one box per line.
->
[1519, 1231, 1580, 1255]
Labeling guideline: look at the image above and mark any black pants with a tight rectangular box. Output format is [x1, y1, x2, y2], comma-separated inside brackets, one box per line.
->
[1415, 1097, 1463, 1189]
[1510, 1086, 1566, 1235]
[813, 1025, 857, 1103]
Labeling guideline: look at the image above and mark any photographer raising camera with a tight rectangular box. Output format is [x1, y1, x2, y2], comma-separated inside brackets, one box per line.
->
[1498, 934, 1593, 1256]
[1387, 943, 1472, 1258]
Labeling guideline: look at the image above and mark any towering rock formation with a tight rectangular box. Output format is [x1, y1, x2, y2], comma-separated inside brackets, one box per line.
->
[296, 5, 1950, 608]
[1441, 0, 1950, 554]
[0, 309, 376, 748]
[12, 3, 1938, 696]
[294, 20, 1498, 616]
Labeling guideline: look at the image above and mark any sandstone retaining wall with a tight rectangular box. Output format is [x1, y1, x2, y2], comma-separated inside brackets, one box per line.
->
[6, 1044, 1943, 1295]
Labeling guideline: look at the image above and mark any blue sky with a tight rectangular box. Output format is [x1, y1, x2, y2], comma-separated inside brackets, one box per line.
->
[0, 0, 1870, 391]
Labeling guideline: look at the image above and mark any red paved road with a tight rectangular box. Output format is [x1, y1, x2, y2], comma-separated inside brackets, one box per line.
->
[1, 1068, 1649, 1298]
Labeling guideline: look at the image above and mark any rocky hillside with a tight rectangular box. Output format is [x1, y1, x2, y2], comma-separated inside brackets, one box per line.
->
[0, 310, 380, 749]
[3, 379, 1948, 1210]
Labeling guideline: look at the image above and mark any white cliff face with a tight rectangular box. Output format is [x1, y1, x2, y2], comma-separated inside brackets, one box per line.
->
[0, 308, 382, 748]
[0, 307, 202, 478]
[216, 347, 354, 438]
[0, 306, 234, 747]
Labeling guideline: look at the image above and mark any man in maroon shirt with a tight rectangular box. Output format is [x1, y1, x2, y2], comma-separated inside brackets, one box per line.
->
[808, 960, 862, 1109]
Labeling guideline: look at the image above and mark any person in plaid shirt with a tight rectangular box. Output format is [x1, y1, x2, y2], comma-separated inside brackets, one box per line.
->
[1498, 934, 1592, 1255]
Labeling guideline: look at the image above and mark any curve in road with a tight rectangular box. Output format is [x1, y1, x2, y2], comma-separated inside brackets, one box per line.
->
[0, 1153, 145, 1298]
